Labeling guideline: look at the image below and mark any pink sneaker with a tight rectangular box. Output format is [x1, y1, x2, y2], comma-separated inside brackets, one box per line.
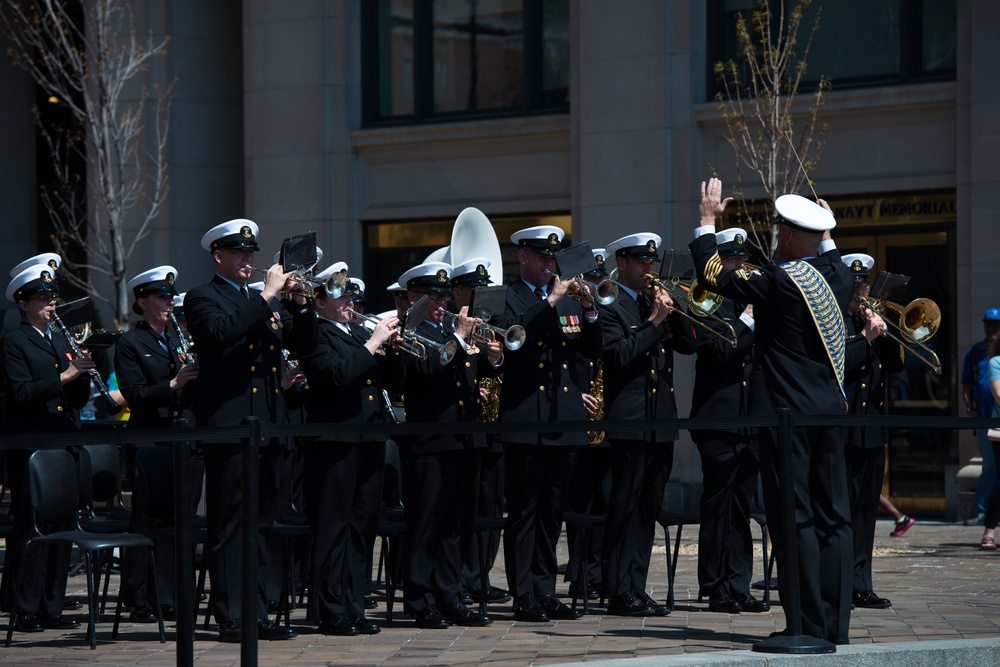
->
[889, 516, 915, 537]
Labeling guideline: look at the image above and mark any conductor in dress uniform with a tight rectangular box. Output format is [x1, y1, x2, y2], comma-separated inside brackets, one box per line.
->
[184, 219, 317, 642]
[691, 180, 855, 645]
[299, 264, 399, 636]
[688, 229, 768, 614]
[598, 233, 697, 617]
[840, 253, 904, 610]
[491, 226, 603, 623]
[115, 266, 200, 623]
[0, 262, 87, 633]
[397, 261, 502, 629]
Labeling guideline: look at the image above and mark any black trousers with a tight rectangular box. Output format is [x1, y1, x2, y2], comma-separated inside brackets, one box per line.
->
[460, 445, 505, 594]
[564, 445, 611, 587]
[846, 445, 885, 596]
[402, 449, 476, 613]
[760, 424, 852, 645]
[695, 432, 758, 598]
[601, 440, 672, 597]
[305, 441, 384, 621]
[502, 443, 578, 597]
[202, 442, 286, 624]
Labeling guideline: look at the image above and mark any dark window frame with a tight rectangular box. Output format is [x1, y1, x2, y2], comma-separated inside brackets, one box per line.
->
[361, 0, 569, 127]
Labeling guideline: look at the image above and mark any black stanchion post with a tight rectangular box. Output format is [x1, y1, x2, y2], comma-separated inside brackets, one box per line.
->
[753, 408, 835, 654]
[172, 419, 194, 667]
[241, 417, 261, 665]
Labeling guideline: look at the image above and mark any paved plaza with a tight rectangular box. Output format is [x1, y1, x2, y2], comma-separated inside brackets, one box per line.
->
[1, 517, 999, 666]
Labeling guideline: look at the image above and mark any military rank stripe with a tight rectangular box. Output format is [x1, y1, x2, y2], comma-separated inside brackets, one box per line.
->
[704, 252, 723, 286]
[780, 260, 847, 402]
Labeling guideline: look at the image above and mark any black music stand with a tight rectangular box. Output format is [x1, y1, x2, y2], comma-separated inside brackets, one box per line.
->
[469, 285, 507, 320]
[81, 330, 122, 350]
[660, 249, 695, 283]
[403, 295, 430, 332]
[869, 271, 910, 301]
[279, 231, 318, 273]
[55, 297, 93, 329]
[554, 241, 597, 278]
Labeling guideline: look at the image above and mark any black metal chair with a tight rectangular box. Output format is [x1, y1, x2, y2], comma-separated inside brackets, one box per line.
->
[563, 511, 607, 615]
[375, 508, 405, 626]
[657, 509, 701, 612]
[4, 449, 164, 649]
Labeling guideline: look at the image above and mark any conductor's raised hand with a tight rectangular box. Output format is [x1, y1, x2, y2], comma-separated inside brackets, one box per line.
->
[700, 177, 733, 225]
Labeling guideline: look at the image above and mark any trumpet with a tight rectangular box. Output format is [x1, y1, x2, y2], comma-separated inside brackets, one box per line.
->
[245, 265, 349, 299]
[857, 296, 942, 374]
[644, 273, 738, 347]
[437, 308, 526, 351]
[49, 311, 122, 416]
[347, 308, 457, 365]
[543, 269, 618, 306]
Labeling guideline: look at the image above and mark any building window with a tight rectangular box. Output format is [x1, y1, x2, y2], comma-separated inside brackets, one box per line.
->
[707, 0, 956, 97]
[362, 0, 570, 125]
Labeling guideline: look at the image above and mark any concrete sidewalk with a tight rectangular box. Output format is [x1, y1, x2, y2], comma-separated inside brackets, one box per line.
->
[1, 518, 998, 666]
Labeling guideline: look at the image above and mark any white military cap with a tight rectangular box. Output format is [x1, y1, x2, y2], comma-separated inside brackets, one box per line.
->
[386, 281, 406, 294]
[347, 277, 366, 299]
[127, 265, 179, 298]
[6, 263, 59, 303]
[585, 248, 608, 277]
[399, 261, 453, 293]
[10, 253, 61, 277]
[716, 228, 750, 256]
[273, 246, 323, 266]
[842, 253, 874, 282]
[200, 218, 260, 252]
[774, 194, 835, 231]
[606, 233, 662, 261]
[314, 261, 348, 283]
[172, 293, 187, 319]
[451, 257, 492, 286]
[510, 225, 564, 255]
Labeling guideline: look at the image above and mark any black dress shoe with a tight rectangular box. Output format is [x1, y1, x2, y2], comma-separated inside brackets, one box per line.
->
[413, 606, 451, 629]
[38, 613, 80, 630]
[853, 590, 892, 609]
[636, 591, 671, 616]
[365, 596, 378, 610]
[735, 591, 770, 613]
[512, 593, 549, 623]
[350, 614, 381, 634]
[160, 605, 177, 622]
[469, 586, 512, 604]
[267, 600, 281, 614]
[318, 614, 359, 636]
[218, 619, 241, 643]
[607, 592, 655, 617]
[538, 594, 581, 620]
[258, 619, 297, 640]
[439, 603, 492, 627]
[459, 589, 473, 604]
[568, 581, 599, 600]
[14, 613, 43, 633]
[130, 606, 158, 623]
[708, 587, 743, 614]
[63, 598, 84, 611]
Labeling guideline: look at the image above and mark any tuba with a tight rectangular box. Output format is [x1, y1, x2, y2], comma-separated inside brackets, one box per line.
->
[587, 363, 606, 445]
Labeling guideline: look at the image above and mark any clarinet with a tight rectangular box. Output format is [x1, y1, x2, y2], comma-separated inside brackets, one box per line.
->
[168, 312, 196, 364]
[49, 311, 122, 416]
[381, 389, 399, 425]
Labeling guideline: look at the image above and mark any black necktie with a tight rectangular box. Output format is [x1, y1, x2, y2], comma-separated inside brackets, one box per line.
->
[241, 286, 251, 302]
[534, 286, 545, 301]
[637, 292, 653, 320]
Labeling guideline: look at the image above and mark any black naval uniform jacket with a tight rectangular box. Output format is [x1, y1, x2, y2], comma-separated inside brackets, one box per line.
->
[184, 275, 317, 437]
[689, 298, 755, 442]
[492, 280, 604, 446]
[689, 235, 854, 417]
[114, 320, 195, 428]
[300, 319, 395, 442]
[1, 321, 91, 429]
[399, 321, 501, 455]
[599, 290, 697, 442]
[843, 313, 905, 449]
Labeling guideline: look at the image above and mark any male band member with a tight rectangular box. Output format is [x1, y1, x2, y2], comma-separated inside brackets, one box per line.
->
[598, 233, 697, 617]
[115, 266, 200, 623]
[692, 179, 854, 645]
[184, 219, 317, 642]
[451, 258, 511, 606]
[0, 263, 87, 633]
[492, 226, 603, 623]
[841, 253, 904, 610]
[397, 261, 502, 628]
[299, 263, 400, 636]
[688, 229, 767, 614]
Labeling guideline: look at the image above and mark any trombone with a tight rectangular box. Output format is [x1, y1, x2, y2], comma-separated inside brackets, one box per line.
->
[858, 296, 942, 374]
[245, 265, 349, 299]
[645, 273, 738, 347]
[347, 308, 458, 365]
[438, 308, 526, 351]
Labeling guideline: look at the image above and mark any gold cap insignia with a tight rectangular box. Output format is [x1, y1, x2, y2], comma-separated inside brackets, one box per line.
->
[548, 233, 560, 246]
[851, 260, 863, 271]
[41, 270, 52, 283]
[476, 264, 486, 276]
[595, 254, 605, 266]
[735, 234, 744, 245]
[646, 240, 657, 253]
[47, 259, 59, 271]
[436, 269, 448, 283]
[166, 272, 175, 284]
[240, 226, 252, 238]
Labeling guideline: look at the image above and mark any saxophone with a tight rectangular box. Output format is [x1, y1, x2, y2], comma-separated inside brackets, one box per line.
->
[587, 363, 605, 445]
[479, 375, 502, 422]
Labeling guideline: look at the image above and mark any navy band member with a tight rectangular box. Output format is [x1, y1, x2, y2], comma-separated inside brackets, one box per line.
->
[0, 262, 86, 633]
[300, 264, 399, 636]
[841, 253, 904, 610]
[598, 233, 697, 617]
[688, 229, 767, 614]
[492, 225, 603, 623]
[397, 261, 501, 628]
[184, 218, 317, 642]
[115, 266, 200, 623]
[691, 180, 854, 645]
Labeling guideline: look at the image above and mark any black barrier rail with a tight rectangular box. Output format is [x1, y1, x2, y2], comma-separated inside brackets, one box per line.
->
[2, 411, 1000, 666]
